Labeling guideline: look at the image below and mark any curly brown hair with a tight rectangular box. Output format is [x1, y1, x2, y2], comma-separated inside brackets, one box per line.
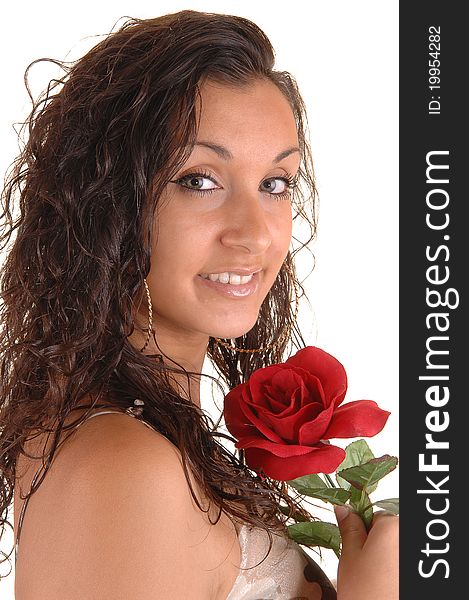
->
[0, 10, 318, 577]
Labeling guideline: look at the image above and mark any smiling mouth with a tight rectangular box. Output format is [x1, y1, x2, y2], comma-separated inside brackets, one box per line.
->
[197, 270, 260, 298]
[199, 272, 255, 285]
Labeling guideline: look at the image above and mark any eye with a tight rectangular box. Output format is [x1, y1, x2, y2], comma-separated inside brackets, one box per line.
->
[260, 178, 288, 194]
[259, 175, 297, 198]
[172, 172, 220, 193]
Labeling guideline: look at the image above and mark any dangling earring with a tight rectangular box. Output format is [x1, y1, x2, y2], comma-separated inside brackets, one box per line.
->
[140, 278, 153, 353]
[213, 262, 300, 353]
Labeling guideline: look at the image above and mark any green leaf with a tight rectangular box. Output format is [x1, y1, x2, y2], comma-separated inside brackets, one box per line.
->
[350, 487, 374, 531]
[304, 487, 350, 505]
[288, 475, 350, 504]
[288, 473, 326, 492]
[308, 488, 351, 505]
[278, 504, 310, 523]
[373, 498, 400, 515]
[288, 475, 351, 505]
[337, 455, 398, 493]
[288, 521, 341, 555]
[335, 439, 375, 490]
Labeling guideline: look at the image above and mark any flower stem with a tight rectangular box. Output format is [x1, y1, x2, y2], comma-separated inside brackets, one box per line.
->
[324, 473, 337, 488]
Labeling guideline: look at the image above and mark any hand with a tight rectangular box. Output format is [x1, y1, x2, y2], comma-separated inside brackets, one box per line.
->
[334, 505, 399, 600]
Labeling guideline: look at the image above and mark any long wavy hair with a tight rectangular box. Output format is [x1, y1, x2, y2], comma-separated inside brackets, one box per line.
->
[0, 10, 318, 576]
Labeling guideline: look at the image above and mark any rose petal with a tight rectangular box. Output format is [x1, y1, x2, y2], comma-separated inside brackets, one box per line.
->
[270, 367, 304, 390]
[286, 347, 347, 408]
[297, 378, 320, 409]
[246, 364, 285, 406]
[255, 385, 303, 420]
[223, 384, 255, 439]
[263, 387, 301, 416]
[262, 370, 306, 415]
[261, 381, 299, 415]
[297, 372, 327, 407]
[298, 402, 335, 444]
[322, 400, 391, 439]
[235, 435, 314, 457]
[244, 444, 346, 480]
[245, 368, 326, 415]
[276, 367, 327, 409]
[247, 367, 301, 414]
[260, 402, 324, 443]
[238, 400, 284, 444]
[269, 373, 325, 415]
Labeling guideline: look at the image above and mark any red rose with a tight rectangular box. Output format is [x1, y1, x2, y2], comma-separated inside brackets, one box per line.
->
[223, 346, 390, 480]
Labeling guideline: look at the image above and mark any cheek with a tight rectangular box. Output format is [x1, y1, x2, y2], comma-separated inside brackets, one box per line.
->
[148, 206, 215, 299]
[271, 202, 293, 255]
[260, 205, 293, 294]
[147, 226, 201, 319]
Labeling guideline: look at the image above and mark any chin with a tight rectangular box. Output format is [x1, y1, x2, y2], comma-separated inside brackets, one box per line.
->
[212, 330, 250, 340]
[210, 320, 259, 341]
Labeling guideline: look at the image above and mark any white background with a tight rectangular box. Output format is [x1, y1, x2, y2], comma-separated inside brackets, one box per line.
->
[0, 1, 398, 595]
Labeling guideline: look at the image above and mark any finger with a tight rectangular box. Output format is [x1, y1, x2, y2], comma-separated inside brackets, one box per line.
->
[334, 505, 367, 553]
[374, 509, 399, 519]
[370, 510, 400, 528]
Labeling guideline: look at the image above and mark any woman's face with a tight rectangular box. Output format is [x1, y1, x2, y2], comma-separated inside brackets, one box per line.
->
[145, 78, 300, 345]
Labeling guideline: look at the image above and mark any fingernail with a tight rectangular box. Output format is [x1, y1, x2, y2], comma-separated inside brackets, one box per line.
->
[334, 505, 351, 523]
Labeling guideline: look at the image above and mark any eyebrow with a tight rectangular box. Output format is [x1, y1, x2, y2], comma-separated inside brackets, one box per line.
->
[194, 141, 301, 163]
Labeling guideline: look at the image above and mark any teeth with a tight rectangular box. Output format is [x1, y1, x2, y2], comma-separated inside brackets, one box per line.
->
[201, 272, 254, 285]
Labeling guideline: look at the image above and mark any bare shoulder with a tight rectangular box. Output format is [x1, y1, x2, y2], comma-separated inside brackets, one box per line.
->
[49, 412, 187, 493]
[15, 413, 226, 600]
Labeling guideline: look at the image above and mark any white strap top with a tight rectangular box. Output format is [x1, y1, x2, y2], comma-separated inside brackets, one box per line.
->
[226, 522, 336, 599]
[15, 408, 337, 599]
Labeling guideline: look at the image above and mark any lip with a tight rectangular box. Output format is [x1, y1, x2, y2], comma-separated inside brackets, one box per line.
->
[199, 266, 263, 277]
[197, 270, 260, 298]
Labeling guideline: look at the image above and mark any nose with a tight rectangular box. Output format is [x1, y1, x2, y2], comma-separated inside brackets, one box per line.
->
[219, 190, 272, 255]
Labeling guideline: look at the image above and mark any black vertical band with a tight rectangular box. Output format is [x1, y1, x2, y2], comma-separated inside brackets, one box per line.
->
[400, 2, 465, 596]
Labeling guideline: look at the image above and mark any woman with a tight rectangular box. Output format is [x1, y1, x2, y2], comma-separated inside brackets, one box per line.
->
[0, 10, 398, 599]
